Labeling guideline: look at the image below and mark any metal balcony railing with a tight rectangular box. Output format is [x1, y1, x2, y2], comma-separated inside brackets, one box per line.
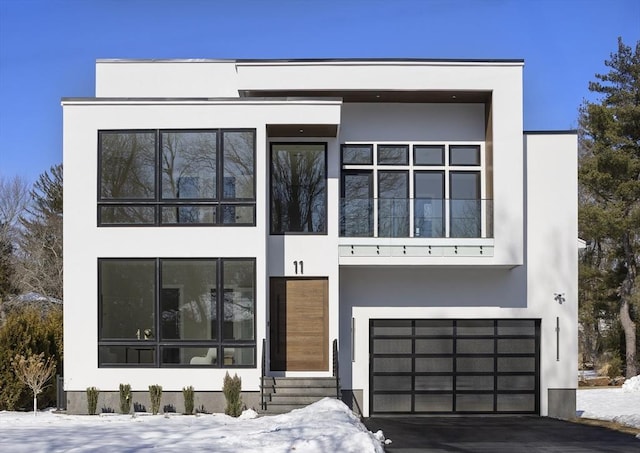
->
[340, 198, 493, 239]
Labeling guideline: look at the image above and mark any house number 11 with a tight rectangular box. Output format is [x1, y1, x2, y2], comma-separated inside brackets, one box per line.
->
[293, 260, 304, 275]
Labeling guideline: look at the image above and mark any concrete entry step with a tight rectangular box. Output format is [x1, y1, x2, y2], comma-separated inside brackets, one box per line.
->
[260, 376, 340, 414]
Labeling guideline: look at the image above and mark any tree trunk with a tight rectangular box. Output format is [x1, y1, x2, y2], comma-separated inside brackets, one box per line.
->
[620, 300, 637, 378]
[33, 395, 37, 416]
[619, 233, 638, 378]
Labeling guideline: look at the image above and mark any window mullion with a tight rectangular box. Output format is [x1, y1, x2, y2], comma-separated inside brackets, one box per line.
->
[155, 258, 161, 366]
[217, 258, 224, 368]
[155, 130, 161, 225]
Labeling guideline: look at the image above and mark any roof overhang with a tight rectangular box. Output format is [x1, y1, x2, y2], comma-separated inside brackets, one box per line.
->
[241, 90, 491, 104]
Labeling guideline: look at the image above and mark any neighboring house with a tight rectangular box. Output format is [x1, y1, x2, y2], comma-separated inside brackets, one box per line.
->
[62, 58, 577, 418]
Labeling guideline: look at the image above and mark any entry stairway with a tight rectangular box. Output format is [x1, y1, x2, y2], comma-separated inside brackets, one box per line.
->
[260, 377, 340, 414]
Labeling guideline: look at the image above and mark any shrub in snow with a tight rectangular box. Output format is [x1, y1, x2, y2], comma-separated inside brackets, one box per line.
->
[149, 385, 163, 415]
[0, 306, 62, 411]
[119, 383, 131, 414]
[183, 386, 194, 415]
[223, 372, 242, 417]
[11, 352, 56, 416]
[622, 375, 640, 393]
[86, 387, 99, 415]
[598, 355, 623, 379]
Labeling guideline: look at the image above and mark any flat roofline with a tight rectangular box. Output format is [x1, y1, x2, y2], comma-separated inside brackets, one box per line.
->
[96, 57, 524, 64]
[61, 96, 343, 103]
[524, 130, 578, 135]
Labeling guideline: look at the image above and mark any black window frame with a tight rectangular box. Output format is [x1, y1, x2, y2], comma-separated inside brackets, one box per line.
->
[414, 145, 445, 166]
[449, 145, 481, 166]
[378, 144, 409, 165]
[269, 142, 328, 235]
[340, 170, 374, 237]
[97, 129, 256, 227]
[341, 144, 373, 165]
[97, 257, 257, 368]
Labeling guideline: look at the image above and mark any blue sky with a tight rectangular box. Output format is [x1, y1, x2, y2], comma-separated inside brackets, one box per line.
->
[0, 0, 638, 183]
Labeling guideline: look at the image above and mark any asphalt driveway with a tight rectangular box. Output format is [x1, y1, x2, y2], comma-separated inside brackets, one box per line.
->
[363, 416, 640, 452]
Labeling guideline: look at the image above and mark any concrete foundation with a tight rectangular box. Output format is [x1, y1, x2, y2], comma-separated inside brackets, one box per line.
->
[341, 389, 364, 417]
[547, 388, 576, 420]
[66, 390, 261, 415]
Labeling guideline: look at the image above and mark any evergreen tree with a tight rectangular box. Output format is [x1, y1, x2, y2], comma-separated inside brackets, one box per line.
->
[16, 164, 63, 299]
[579, 38, 640, 377]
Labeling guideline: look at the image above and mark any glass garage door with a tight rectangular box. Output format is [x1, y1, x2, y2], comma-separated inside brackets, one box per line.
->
[370, 319, 540, 415]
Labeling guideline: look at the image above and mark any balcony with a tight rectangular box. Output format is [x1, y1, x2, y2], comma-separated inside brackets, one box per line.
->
[339, 198, 494, 263]
[340, 198, 493, 239]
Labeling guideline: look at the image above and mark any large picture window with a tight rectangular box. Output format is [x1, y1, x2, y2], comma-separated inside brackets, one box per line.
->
[270, 143, 327, 234]
[340, 143, 489, 238]
[98, 129, 256, 226]
[98, 258, 256, 367]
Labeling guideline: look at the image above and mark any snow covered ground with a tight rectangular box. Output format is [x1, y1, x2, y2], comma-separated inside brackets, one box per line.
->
[0, 398, 386, 453]
[1, 381, 638, 452]
[577, 375, 640, 430]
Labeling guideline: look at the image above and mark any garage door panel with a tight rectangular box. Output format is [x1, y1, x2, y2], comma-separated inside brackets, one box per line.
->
[456, 320, 494, 335]
[374, 320, 412, 335]
[456, 394, 494, 412]
[415, 375, 453, 391]
[498, 320, 536, 335]
[497, 375, 535, 391]
[374, 357, 412, 372]
[373, 338, 412, 354]
[457, 357, 494, 372]
[497, 338, 535, 354]
[497, 394, 535, 412]
[415, 320, 453, 335]
[415, 357, 453, 372]
[456, 375, 494, 391]
[498, 357, 536, 372]
[414, 394, 452, 412]
[457, 338, 494, 354]
[415, 338, 453, 353]
[374, 375, 412, 391]
[374, 394, 411, 412]
[371, 319, 540, 415]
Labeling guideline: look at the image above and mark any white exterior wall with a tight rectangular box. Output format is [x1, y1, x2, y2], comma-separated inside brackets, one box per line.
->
[65, 59, 577, 417]
[525, 133, 579, 415]
[96, 61, 240, 98]
[62, 99, 341, 392]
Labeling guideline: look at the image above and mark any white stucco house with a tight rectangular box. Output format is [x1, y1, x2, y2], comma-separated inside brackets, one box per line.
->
[62, 58, 578, 418]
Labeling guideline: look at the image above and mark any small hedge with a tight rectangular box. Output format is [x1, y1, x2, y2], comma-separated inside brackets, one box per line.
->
[86, 387, 99, 415]
[183, 386, 194, 415]
[223, 372, 242, 417]
[119, 383, 131, 414]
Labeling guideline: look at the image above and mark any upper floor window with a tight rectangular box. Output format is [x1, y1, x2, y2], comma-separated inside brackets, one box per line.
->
[270, 143, 327, 234]
[341, 143, 491, 238]
[98, 129, 256, 226]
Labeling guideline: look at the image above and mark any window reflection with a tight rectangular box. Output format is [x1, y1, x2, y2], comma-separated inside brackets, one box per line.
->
[161, 131, 217, 200]
[271, 143, 327, 234]
[100, 132, 156, 199]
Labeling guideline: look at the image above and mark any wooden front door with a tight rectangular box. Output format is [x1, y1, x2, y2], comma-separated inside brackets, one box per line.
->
[270, 278, 328, 371]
